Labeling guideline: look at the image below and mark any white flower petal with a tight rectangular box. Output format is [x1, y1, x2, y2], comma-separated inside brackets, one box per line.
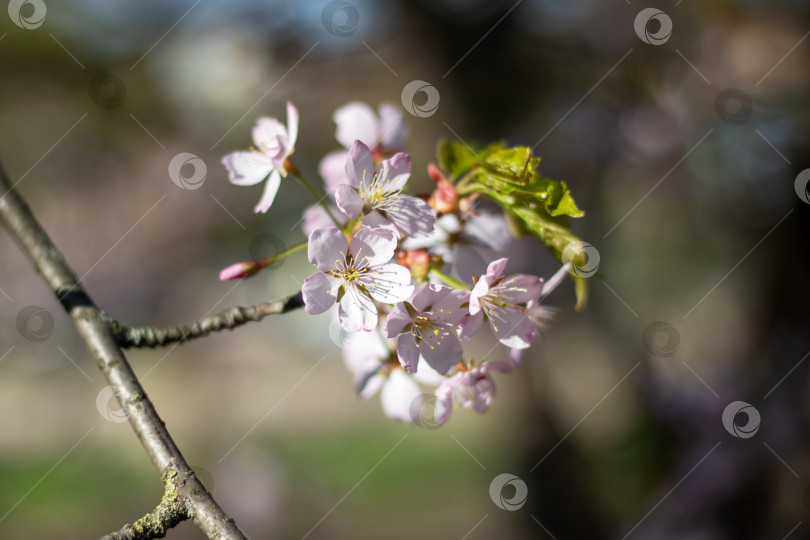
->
[462, 212, 512, 251]
[381, 194, 437, 238]
[253, 169, 282, 213]
[345, 140, 375, 189]
[361, 210, 398, 235]
[384, 303, 413, 338]
[381, 369, 421, 422]
[410, 282, 450, 313]
[335, 102, 379, 149]
[396, 334, 420, 373]
[335, 184, 364, 219]
[319, 150, 349, 192]
[301, 272, 339, 315]
[301, 203, 343, 236]
[458, 310, 484, 341]
[450, 245, 489, 283]
[307, 227, 348, 272]
[285, 101, 299, 149]
[488, 307, 536, 349]
[413, 361, 446, 386]
[434, 381, 454, 424]
[417, 330, 462, 375]
[431, 288, 471, 326]
[360, 263, 414, 304]
[483, 258, 508, 284]
[252, 117, 287, 159]
[492, 274, 543, 304]
[359, 374, 384, 400]
[378, 103, 408, 151]
[221, 151, 274, 186]
[468, 277, 490, 316]
[376, 152, 411, 191]
[350, 227, 398, 268]
[339, 285, 378, 332]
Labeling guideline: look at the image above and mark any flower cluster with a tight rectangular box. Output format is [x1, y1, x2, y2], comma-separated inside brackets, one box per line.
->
[220, 100, 577, 425]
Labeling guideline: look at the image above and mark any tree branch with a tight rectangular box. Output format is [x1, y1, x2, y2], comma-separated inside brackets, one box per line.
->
[113, 292, 305, 348]
[0, 162, 248, 540]
[100, 472, 186, 540]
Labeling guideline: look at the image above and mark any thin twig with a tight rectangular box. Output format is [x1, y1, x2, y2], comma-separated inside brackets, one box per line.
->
[0, 161, 248, 540]
[113, 292, 304, 348]
[100, 471, 186, 540]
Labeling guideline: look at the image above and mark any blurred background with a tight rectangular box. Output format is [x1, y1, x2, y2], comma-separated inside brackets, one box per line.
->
[1, 0, 809, 538]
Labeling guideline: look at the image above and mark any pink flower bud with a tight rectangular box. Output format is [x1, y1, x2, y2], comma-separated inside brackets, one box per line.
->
[396, 248, 439, 282]
[218, 260, 266, 281]
[427, 163, 459, 215]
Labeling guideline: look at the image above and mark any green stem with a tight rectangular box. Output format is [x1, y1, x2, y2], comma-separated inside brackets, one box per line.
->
[290, 169, 343, 229]
[263, 241, 308, 265]
[429, 268, 471, 290]
[454, 168, 480, 192]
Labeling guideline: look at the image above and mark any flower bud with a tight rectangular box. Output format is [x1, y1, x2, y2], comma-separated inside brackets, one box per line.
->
[396, 249, 440, 282]
[218, 260, 267, 281]
[427, 163, 459, 215]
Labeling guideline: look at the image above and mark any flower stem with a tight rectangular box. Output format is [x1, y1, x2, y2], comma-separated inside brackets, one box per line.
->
[454, 168, 479, 192]
[263, 241, 308, 265]
[429, 268, 471, 290]
[289, 167, 343, 229]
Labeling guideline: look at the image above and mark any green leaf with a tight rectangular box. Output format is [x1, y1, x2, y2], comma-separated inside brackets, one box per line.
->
[446, 142, 590, 309]
[480, 147, 540, 186]
[436, 139, 504, 179]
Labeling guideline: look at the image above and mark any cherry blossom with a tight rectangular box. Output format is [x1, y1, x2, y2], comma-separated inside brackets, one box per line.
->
[221, 102, 299, 213]
[401, 210, 512, 281]
[341, 327, 443, 423]
[459, 258, 544, 349]
[434, 361, 512, 424]
[301, 227, 413, 332]
[335, 140, 437, 238]
[384, 283, 470, 375]
[319, 102, 408, 189]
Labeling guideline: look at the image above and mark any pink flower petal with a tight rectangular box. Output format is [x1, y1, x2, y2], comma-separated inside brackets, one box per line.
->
[384, 303, 413, 338]
[378, 103, 408, 151]
[350, 227, 398, 268]
[221, 151, 274, 186]
[253, 169, 282, 213]
[301, 272, 339, 315]
[252, 117, 286, 158]
[361, 210, 397, 235]
[338, 285, 378, 332]
[381, 369, 421, 422]
[335, 184, 364, 219]
[432, 288, 470, 326]
[334, 102, 379, 149]
[345, 140, 375, 189]
[396, 334, 420, 374]
[318, 150, 349, 192]
[360, 263, 414, 304]
[307, 227, 348, 272]
[468, 277, 490, 316]
[285, 101, 299, 149]
[488, 308, 536, 349]
[376, 152, 411, 191]
[409, 282, 450, 313]
[418, 330, 462, 375]
[301, 203, 344, 237]
[381, 194, 437, 238]
[483, 258, 508, 284]
[492, 274, 543, 304]
[458, 310, 484, 341]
